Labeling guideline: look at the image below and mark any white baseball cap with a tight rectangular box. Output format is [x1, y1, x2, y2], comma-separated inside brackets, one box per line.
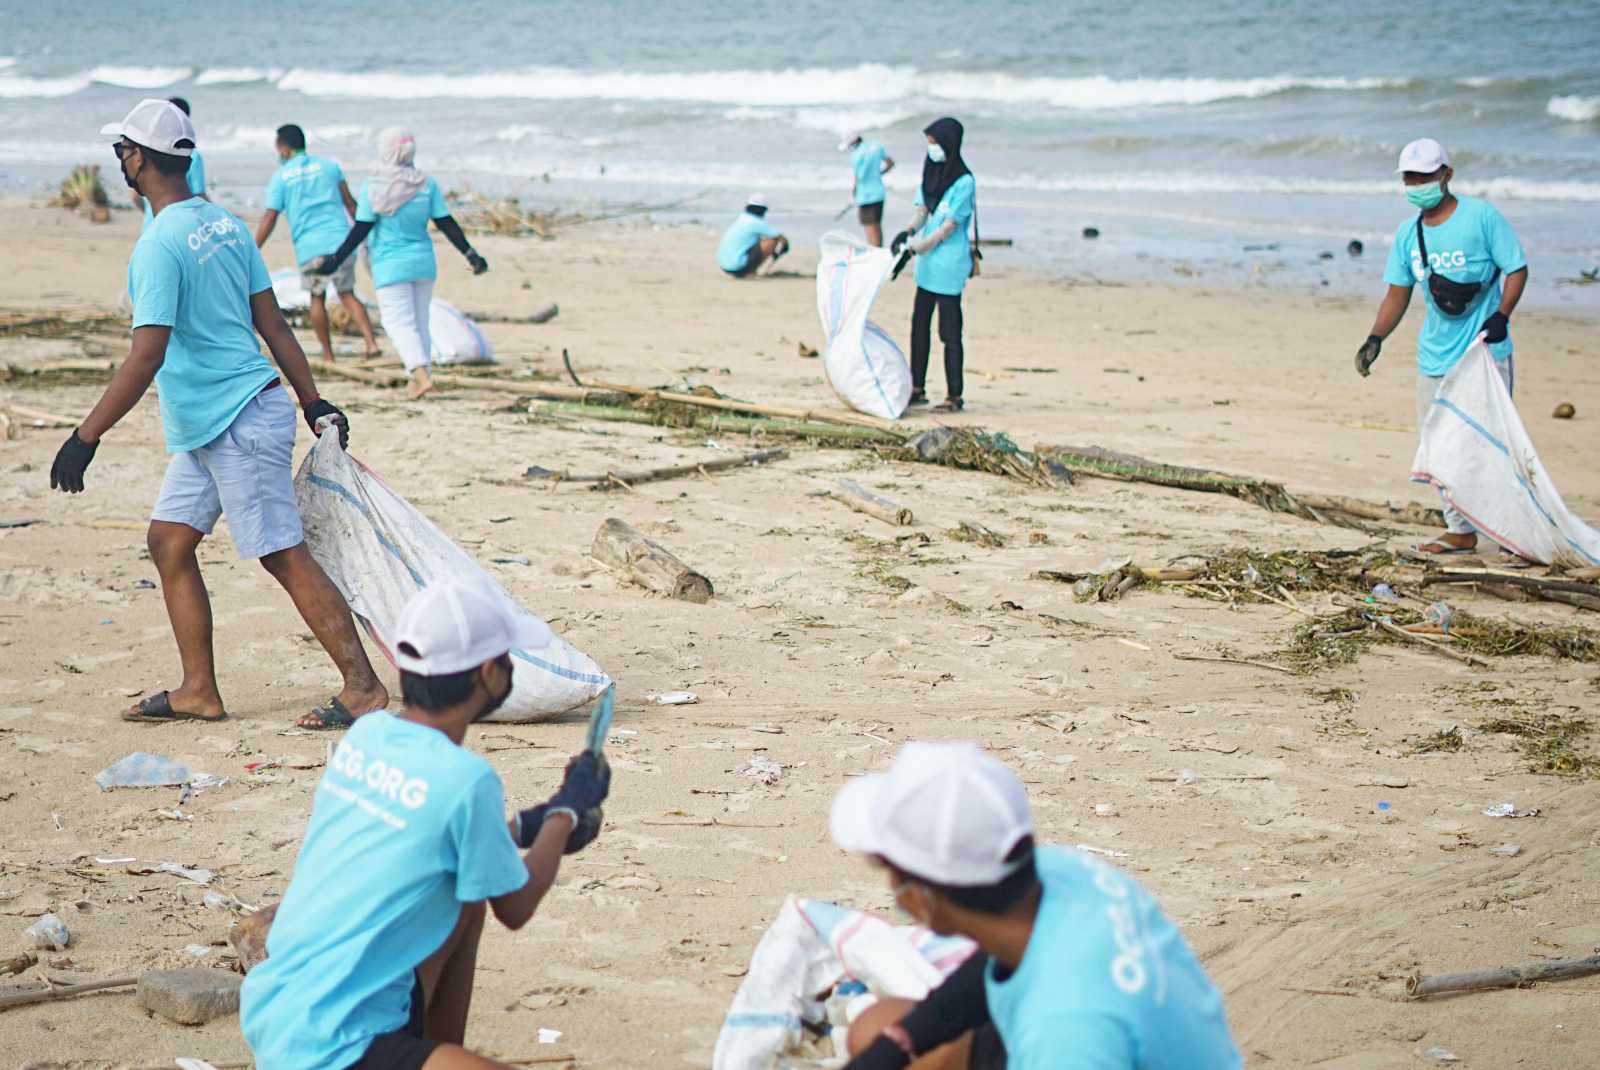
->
[746, 192, 767, 209]
[101, 98, 196, 157]
[1396, 137, 1450, 175]
[830, 741, 1034, 886]
[838, 132, 862, 151]
[391, 580, 553, 676]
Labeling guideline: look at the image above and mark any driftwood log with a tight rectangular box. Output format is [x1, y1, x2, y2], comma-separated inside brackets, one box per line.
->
[526, 448, 786, 491]
[590, 518, 713, 603]
[1409, 954, 1600, 998]
[0, 974, 138, 1011]
[832, 479, 913, 526]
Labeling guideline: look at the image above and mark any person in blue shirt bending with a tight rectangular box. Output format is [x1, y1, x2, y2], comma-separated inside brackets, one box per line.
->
[1355, 138, 1529, 558]
[254, 124, 382, 363]
[716, 193, 789, 278]
[241, 580, 612, 1070]
[840, 132, 896, 247]
[51, 99, 388, 732]
[833, 741, 1241, 1070]
[891, 118, 976, 412]
[312, 128, 488, 400]
[131, 96, 206, 227]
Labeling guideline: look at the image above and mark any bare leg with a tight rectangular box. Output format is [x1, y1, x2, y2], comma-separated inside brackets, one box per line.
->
[136, 521, 227, 719]
[865, 221, 884, 247]
[408, 366, 435, 400]
[417, 902, 486, 1044]
[339, 290, 382, 358]
[755, 235, 790, 276]
[847, 998, 973, 1070]
[308, 293, 336, 363]
[258, 543, 388, 726]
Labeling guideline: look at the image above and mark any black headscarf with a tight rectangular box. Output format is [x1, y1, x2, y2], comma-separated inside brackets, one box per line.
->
[920, 117, 971, 211]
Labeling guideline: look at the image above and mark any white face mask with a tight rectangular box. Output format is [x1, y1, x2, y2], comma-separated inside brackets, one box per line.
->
[927, 143, 946, 163]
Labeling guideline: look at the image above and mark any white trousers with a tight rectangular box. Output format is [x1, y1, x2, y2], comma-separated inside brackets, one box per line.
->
[377, 279, 435, 373]
[1416, 355, 1514, 535]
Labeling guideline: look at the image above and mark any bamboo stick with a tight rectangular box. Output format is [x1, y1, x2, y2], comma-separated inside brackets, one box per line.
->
[0, 974, 138, 1011]
[525, 448, 787, 490]
[831, 479, 913, 525]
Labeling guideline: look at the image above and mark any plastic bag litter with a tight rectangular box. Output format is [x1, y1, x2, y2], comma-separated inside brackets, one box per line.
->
[294, 431, 611, 722]
[95, 752, 193, 791]
[816, 232, 912, 421]
[429, 298, 494, 365]
[712, 896, 975, 1070]
[1413, 340, 1600, 567]
[24, 913, 70, 950]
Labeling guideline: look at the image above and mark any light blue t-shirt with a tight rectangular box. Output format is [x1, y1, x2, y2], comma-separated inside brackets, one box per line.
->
[140, 149, 206, 229]
[912, 174, 976, 296]
[265, 152, 352, 264]
[354, 177, 450, 289]
[1383, 195, 1526, 377]
[985, 847, 1241, 1070]
[127, 197, 278, 453]
[716, 211, 780, 273]
[851, 140, 888, 206]
[240, 712, 528, 1070]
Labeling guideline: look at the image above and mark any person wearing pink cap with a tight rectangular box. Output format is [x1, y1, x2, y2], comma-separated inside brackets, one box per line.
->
[242, 580, 611, 1070]
[831, 741, 1239, 1070]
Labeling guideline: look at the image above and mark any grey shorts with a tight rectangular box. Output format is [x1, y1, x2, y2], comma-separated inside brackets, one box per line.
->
[151, 383, 304, 560]
[300, 255, 355, 298]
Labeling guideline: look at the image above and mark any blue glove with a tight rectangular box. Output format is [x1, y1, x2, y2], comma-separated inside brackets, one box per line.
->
[514, 751, 610, 847]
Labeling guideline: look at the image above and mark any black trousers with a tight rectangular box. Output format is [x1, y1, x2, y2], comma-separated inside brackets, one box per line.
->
[910, 287, 964, 400]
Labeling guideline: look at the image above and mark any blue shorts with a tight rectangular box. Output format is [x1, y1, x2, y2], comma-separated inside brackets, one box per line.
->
[151, 383, 304, 559]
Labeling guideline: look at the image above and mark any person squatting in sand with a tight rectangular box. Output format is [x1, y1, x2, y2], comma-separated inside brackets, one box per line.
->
[311, 128, 488, 400]
[834, 741, 1241, 1070]
[50, 98, 388, 731]
[240, 581, 612, 1070]
[841, 131, 896, 247]
[892, 117, 977, 413]
[1355, 137, 1528, 559]
[716, 193, 789, 278]
[254, 123, 383, 363]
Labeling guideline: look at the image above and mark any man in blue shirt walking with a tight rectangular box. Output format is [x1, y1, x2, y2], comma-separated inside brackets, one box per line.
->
[255, 124, 382, 362]
[1355, 138, 1529, 557]
[241, 580, 611, 1070]
[840, 133, 895, 247]
[833, 741, 1241, 1070]
[51, 99, 388, 731]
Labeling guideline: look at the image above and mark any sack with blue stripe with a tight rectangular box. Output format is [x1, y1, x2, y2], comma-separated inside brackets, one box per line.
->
[294, 431, 611, 721]
[816, 232, 912, 420]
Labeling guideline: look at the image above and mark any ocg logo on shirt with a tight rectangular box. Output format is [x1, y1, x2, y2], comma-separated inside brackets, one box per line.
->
[187, 216, 242, 252]
[1410, 248, 1468, 281]
[330, 740, 431, 809]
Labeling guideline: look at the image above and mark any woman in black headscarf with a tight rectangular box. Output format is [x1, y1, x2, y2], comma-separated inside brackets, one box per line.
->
[891, 117, 977, 411]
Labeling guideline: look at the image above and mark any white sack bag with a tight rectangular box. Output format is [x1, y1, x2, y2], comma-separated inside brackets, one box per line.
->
[1412, 339, 1600, 568]
[816, 232, 912, 420]
[294, 432, 611, 721]
[269, 266, 373, 310]
[429, 298, 495, 365]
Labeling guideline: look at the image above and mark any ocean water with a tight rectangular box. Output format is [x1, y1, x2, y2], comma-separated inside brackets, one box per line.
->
[2, 0, 1596, 307]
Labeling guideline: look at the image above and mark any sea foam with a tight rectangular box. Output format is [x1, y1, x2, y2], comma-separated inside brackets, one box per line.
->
[87, 65, 191, 89]
[1547, 95, 1600, 122]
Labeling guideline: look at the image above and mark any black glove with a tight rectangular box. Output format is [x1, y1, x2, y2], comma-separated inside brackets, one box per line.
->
[1481, 310, 1509, 344]
[514, 803, 604, 853]
[306, 255, 338, 277]
[547, 750, 610, 817]
[1355, 335, 1382, 378]
[302, 399, 350, 449]
[50, 430, 99, 493]
[466, 249, 489, 275]
[890, 230, 911, 256]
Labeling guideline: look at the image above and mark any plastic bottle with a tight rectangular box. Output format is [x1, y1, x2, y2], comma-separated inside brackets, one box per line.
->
[1425, 601, 1453, 632]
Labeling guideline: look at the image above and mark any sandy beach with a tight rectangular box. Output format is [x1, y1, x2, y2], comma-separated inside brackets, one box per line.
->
[3, 196, 1599, 1069]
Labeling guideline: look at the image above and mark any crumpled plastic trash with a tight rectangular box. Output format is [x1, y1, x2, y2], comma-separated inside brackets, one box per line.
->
[95, 752, 193, 791]
[24, 913, 70, 950]
[652, 691, 699, 706]
[1482, 803, 1541, 818]
[735, 756, 784, 784]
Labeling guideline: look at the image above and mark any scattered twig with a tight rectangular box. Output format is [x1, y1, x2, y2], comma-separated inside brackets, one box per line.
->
[525, 448, 786, 491]
[0, 974, 138, 1011]
[639, 818, 786, 828]
[1408, 954, 1600, 998]
[1174, 653, 1297, 675]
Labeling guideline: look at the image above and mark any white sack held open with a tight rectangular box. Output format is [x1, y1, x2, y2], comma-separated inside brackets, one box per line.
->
[1412, 339, 1600, 568]
[816, 232, 912, 420]
[294, 431, 611, 721]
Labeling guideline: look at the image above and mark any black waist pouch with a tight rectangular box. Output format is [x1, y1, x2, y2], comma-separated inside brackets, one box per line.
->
[1416, 213, 1498, 317]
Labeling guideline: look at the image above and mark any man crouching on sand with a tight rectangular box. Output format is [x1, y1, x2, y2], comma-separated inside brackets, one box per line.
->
[52, 98, 387, 730]
[834, 741, 1240, 1070]
[241, 581, 611, 1070]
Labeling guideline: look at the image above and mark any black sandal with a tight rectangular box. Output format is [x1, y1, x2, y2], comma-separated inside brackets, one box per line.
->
[122, 690, 228, 724]
[933, 397, 965, 412]
[907, 390, 929, 407]
[300, 696, 357, 730]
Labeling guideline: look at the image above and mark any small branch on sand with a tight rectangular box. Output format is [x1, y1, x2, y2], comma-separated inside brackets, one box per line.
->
[830, 478, 913, 526]
[1331, 595, 1487, 668]
[1174, 653, 1297, 675]
[526, 448, 786, 491]
[1408, 954, 1600, 999]
[0, 974, 138, 1011]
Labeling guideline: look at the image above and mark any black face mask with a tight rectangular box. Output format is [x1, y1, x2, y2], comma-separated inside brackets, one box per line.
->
[471, 658, 515, 723]
[116, 144, 143, 194]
